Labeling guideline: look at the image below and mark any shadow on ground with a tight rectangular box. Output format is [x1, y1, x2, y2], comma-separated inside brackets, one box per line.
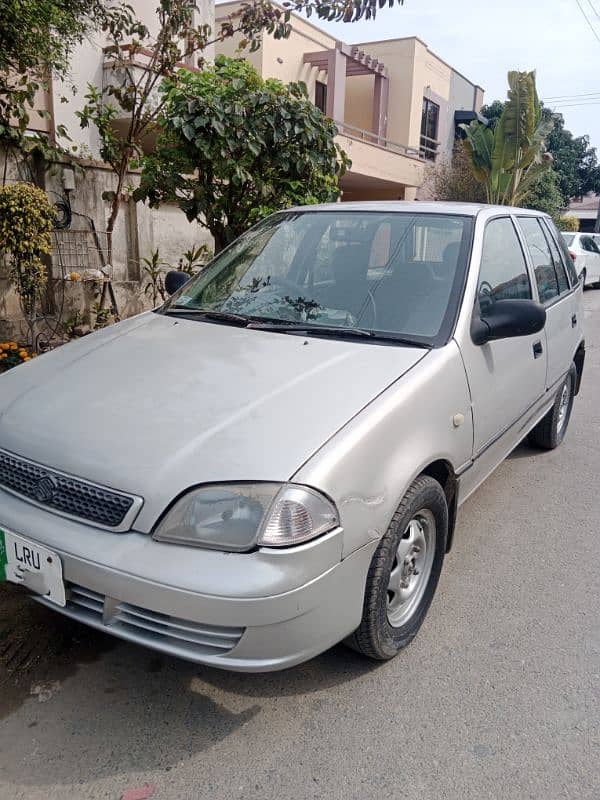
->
[0, 583, 379, 787]
[0, 583, 116, 720]
[506, 441, 547, 460]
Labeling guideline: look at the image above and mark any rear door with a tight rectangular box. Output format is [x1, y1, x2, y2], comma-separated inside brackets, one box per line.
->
[516, 215, 581, 389]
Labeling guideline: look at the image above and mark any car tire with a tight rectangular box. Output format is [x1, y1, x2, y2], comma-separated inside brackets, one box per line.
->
[528, 363, 576, 450]
[346, 475, 448, 661]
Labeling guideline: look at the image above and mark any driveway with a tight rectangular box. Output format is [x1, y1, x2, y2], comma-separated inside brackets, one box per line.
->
[1, 292, 599, 800]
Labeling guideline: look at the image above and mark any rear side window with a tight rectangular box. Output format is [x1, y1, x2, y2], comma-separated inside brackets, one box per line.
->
[541, 223, 569, 293]
[518, 217, 562, 304]
[543, 220, 579, 287]
[477, 217, 531, 316]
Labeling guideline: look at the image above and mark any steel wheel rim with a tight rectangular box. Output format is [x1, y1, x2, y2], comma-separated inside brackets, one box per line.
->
[387, 509, 436, 628]
[557, 379, 571, 434]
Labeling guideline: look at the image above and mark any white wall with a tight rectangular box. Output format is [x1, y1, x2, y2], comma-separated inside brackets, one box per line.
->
[52, 32, 107, 157]
[51, 0, 216, 156]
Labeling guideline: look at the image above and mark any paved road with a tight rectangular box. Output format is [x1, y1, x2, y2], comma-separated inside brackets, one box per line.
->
[1, 292, 599, 800]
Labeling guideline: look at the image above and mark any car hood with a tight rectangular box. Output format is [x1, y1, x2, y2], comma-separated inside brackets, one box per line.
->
[0, 313, 426, 530]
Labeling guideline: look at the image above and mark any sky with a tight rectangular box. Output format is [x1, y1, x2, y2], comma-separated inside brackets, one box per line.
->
[297, 0, 600, 151]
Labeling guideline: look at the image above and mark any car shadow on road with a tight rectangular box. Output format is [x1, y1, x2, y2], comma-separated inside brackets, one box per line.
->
[0, 583, 381, 788]
[194, 642, 382, 699]
[506, 441, 544, 460]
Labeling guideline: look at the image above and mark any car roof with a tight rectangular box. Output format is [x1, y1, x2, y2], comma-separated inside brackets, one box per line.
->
[284, 201, 551, 218]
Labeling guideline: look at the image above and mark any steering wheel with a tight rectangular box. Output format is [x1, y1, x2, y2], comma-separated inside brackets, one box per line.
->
[478, 281, 494, 299]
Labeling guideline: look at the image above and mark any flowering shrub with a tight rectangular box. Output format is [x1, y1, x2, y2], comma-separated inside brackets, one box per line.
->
[0, 182, 55, 348]
[0, 341, 36, 372]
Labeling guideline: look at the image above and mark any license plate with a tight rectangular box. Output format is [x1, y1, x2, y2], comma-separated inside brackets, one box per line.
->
[0, 527, 66, 607]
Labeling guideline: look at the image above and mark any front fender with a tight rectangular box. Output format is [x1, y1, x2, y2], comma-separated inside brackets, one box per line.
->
[293, 342, 473, 559]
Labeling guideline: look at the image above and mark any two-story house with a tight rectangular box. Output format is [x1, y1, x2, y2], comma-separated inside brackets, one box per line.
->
[216, 1, 485, 201]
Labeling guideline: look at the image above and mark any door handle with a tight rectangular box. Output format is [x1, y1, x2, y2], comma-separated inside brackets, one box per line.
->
[571, 313, 577, 327]
[533, 341, 543, 358]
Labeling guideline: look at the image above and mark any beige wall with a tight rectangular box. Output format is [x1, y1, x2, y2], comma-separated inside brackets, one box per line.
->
[343, 74, 373, 131]
[215, 27, 263, 71]
[216, 1, 333, 100]
[345, 38, 418, 147]
[336, 134, 424, 187]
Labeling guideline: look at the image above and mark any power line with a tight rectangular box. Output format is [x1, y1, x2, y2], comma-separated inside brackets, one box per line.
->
[543, 90, 600, 100]
[573, 0, 600, 43]
[549, 99, 600, 106]
[585, 0, 600, 20]
[548, 100, 600, 108]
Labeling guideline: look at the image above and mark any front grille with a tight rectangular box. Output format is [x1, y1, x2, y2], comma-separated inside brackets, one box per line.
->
[0, 449, 136, 529]
[62, 583, 244, 660]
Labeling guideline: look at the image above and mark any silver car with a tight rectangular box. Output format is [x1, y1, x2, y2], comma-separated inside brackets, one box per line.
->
[0, 202, 585, 671]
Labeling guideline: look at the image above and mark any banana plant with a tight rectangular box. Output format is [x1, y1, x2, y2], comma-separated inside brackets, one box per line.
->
[461, 71, 554, 206]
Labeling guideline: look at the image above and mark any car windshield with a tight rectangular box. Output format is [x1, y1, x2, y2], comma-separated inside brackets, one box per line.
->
[562, 234, 575, 245]
[163, 210, 473, 344]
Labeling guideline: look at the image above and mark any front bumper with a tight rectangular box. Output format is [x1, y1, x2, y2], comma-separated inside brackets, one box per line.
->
[1, 488, 376, 671]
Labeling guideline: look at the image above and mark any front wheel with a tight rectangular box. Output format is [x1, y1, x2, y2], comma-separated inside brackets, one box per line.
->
[528, 363, 576, 450]
[346, 475, 448, 661]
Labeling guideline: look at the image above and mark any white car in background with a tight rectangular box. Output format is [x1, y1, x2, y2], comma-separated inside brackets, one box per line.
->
[562, 232, 600, 287]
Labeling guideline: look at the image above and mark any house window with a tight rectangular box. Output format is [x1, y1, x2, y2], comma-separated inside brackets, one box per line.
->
[420, 97, 439, 160]
[315, 81, 327, 114]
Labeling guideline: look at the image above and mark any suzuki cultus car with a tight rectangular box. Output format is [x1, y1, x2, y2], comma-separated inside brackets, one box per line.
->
[0, 202, 584, 671]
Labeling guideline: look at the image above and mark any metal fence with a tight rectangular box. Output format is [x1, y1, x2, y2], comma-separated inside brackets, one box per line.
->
[52, 227, 109, 279]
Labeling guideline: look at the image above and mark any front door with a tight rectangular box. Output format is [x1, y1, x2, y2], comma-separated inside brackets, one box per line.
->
[458, 216, 547, 455]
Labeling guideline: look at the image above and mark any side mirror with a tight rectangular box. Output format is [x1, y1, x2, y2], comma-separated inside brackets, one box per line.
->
[578, 268, 586, 285]
[164, 270, 190, 296]
[471, 299, 546, 346]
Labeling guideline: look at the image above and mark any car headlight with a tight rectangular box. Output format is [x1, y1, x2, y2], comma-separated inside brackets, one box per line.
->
[152, 483, 339, 551]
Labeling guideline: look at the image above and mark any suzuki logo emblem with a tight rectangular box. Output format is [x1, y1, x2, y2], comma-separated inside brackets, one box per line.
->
[33, 475, 57, 503]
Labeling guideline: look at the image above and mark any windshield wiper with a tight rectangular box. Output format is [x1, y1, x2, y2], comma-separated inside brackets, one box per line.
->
[248, 321, 430, 347]
[163, 308, 250, 326]
[248, 321, 373, 337]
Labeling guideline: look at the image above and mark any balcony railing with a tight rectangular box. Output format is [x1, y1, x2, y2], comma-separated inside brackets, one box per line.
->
[334, 121, 429, 162]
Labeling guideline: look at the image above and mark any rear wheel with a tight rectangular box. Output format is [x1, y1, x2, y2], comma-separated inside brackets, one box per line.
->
[347, 475, 447, 661]
[528, 364, 576, 450]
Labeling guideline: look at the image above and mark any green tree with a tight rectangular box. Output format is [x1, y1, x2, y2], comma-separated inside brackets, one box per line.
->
[0, 0, 104, 143]
[77, 0, 401, 262]
[520, 168, 564, 217]
[481, 100, 600, 202]
[135, 56, 349, 251]
[461, 71, 554, 206]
